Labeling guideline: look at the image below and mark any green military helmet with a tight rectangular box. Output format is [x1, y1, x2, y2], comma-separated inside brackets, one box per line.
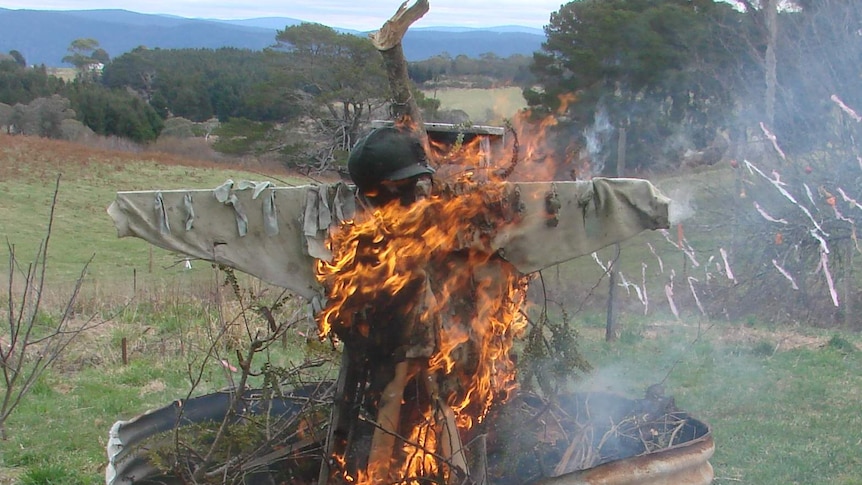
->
[348, 127, 435, 196]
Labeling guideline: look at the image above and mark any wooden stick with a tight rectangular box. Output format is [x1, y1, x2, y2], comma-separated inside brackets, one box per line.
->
[423, 371, 468, 482]
[436, 400, 468, 481]
[367, 361, 410, 482]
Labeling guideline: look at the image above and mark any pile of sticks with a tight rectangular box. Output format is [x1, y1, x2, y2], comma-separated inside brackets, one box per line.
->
[483, 390, 690, 483]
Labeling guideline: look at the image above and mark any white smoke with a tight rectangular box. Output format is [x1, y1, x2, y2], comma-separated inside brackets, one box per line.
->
[666, 186, 696, 225]
[583, 104, 614, 176]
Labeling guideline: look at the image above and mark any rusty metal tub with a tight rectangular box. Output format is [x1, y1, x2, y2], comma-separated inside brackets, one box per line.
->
[107, 388, 713, 485]
[535, 430, 714, 485]
[528, 392, 714, 485]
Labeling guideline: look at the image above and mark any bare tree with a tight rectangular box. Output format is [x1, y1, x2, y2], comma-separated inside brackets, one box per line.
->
[1, 177, 101, 439]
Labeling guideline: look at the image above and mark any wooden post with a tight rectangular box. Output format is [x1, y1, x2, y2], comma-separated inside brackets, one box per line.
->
[845, 242, 854, 328]
[121, 337, 128, 365]
[605, 127, 626, 342]
[369, 0, 430, 148]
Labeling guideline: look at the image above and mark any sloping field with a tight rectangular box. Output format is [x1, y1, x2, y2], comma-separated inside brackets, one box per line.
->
[0, 134, 860, 485]
[0, 134, 309, 293]
[423, 86, 527, 122]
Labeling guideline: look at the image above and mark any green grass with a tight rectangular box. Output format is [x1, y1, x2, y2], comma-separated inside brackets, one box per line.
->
[0, 293, 329, 484]
[3, 134, 862, 484]
[574, 319, 862, 485]
[2, 304, 860, 484]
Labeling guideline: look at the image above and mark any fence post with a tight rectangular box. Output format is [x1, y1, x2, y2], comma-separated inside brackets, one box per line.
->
[606, 127, 627, 342]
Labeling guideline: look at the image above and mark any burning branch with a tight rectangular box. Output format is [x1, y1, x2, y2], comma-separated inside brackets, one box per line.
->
[659, 229, 699, 267]
[744, 159, 828, 236]
[647, 242, 664, 274]
[754, 201, 788, 224]
[617, 267, 648, 314]
[803, 183, 817, 208]
[591, 252, 608, 273]
[641, 263, 650, 315]
[719, 248, 736, 283]
[819, 251, 840, 307]
[838, 187, 862, 212]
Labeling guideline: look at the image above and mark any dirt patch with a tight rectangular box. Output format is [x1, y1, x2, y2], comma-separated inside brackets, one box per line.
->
[0, 467, 22, 484]
[139, 379, 167, 396]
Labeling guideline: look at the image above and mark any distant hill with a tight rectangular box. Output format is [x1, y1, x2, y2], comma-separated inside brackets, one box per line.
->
[0, 8, 545, 67]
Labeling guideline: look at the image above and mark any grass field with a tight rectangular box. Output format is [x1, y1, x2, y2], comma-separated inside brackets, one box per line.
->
[1, 134, 861, 484]
[0, 134, 312, 292]
[422, 86, 527, 123]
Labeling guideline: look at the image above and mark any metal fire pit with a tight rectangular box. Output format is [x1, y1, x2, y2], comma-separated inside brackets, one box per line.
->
[539, 435, 714, 485]
[106, 387, 712, 485]
[528, 392, 714, 485]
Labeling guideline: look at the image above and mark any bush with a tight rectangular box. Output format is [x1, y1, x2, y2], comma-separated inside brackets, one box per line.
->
[159, 116, 196, 138]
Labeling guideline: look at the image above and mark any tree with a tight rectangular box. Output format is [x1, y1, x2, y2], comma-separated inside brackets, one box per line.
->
[9, 95, 76, 138]
[0, 64, 64, 106]
[0, 102, 12, 133]
[774, 0, 862, 153]
[528, 0, 746, 172]
[65, 83, 164, 142]
[91, 47, 111, 65]
[62, 38, 105, 81]
[103, 47, 297, 123]
[101, 46, 157, 102]
[8, 50, 25, 68]
[275, 23, 389, 153]
[709, 0, 862, 156]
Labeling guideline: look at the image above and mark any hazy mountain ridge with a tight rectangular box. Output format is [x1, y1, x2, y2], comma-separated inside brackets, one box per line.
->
[0, 8, 544, 67]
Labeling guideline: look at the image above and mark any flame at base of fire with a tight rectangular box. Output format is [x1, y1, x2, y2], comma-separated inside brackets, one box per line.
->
[316, 180, 531, 484]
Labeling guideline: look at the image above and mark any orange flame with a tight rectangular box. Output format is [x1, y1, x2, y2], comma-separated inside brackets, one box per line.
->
[316, 181, 529, 484]
[316, 96, 587, 484]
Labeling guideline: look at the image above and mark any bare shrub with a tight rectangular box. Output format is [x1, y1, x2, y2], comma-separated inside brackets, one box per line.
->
[0, 177, 102, 439]
[148, 136, 227, 163]
[133, 267, 335, 484]
[85, 133, 144, 154]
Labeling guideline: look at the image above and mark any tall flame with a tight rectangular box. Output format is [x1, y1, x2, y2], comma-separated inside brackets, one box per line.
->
[316, 100, 587, 484]
[317, 179, 530, 484]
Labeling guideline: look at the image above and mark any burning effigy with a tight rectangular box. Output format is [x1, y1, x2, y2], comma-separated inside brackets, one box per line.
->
[104, 123, 711, 485]
[104, 3, 714, 485]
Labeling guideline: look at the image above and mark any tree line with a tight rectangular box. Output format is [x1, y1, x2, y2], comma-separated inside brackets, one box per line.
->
[1, 0, 860, 174]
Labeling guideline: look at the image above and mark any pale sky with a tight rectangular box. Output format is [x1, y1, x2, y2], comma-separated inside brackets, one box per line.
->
[0, 1, 565, 29]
